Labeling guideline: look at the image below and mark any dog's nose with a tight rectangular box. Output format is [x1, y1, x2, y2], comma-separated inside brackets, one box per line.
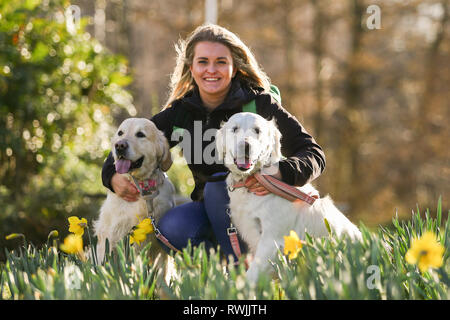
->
[115, 140, 128, 156]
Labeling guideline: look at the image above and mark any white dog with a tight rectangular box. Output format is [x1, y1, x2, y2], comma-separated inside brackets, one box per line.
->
[94, 118, 176, 265]
[215, 112, 362, 283]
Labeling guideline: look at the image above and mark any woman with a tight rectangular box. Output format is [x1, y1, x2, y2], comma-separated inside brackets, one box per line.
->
[101, 24, 326, 262]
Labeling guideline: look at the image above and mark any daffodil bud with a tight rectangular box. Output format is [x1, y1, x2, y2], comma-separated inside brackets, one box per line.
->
[5, 233, 25, 240]
[47, 230, 59, 239]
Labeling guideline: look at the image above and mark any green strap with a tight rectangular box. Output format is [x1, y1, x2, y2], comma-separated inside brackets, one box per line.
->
[171, 107, 193, 135]
[242, 99, 257, 113]
[269, 84, 281, 104]
[242, 84, 281, 114]
[172, 125, 184, 135]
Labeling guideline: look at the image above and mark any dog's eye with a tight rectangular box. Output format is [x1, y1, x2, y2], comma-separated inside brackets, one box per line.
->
[232, 126, 238, 133]
[254, 127, 260, 134]
[136, 131, 146, 138]
[118, 130, 123, 136]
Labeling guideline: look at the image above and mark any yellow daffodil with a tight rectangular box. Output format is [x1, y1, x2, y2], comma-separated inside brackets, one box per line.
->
[129, 218, 154, 245]
[68, 216, 88, 236]
[405, 231, 445, 273]
[283, 230, 303, 260]
[60, 234, 83, 255]
[136, 218, 154, 233]
[130, 229, 147, 245]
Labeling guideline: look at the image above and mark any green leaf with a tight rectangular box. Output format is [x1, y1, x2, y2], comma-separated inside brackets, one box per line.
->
[24, 0, 40, 10]
[323, 218, 332, 235]
[109, 71, 132, 86]
[30, 41, 49, 62]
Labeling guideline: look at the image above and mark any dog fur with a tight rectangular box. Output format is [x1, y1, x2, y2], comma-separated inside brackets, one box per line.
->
[215, 112, 362, 283]
[94, 118, 176, 268]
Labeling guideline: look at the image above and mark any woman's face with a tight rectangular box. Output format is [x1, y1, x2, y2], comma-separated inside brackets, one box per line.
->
[190, 41, 237, 103]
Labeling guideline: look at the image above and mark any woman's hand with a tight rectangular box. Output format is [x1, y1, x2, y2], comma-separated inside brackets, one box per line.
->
[111, 173, 140, 202]
[244, 168, 282, 196]
[244, 175, 270, 196]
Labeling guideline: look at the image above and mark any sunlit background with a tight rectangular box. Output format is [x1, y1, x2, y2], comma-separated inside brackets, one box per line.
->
[0, 0, 448, 260]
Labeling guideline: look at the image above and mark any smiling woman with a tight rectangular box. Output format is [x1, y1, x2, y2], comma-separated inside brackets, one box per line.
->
[189, 41, 237, 110]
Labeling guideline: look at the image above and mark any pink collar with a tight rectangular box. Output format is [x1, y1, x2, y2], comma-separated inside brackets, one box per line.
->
[137, 179, 157, 193]
[131, 176, 159, 198]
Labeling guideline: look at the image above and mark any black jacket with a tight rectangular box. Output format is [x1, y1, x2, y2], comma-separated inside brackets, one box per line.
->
[102, 79, 326, 201]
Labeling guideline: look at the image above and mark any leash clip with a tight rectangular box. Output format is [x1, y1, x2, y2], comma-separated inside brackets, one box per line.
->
[227, 226, 238, 235]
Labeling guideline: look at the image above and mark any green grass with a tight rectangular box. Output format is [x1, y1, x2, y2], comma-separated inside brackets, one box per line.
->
[1, 198, 448, 300]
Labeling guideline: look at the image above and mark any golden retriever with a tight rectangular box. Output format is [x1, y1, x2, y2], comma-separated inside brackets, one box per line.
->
[94, 118, 175, 267]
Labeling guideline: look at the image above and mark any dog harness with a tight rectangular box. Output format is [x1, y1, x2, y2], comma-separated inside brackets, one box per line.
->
[227, 173, 319, 261]
[131, 172, 180, 253]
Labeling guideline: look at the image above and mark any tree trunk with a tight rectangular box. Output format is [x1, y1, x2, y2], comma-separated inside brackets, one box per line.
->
[311, 0, 325, 144]
[335, 0, 365, 214]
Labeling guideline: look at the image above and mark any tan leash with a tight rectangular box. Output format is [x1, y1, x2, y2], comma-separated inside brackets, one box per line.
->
[231, 173, 318, 204]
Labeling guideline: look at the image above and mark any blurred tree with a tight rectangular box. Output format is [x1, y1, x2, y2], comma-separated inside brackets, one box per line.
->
[0, 0, 135, 256]
[333, 0, 367, 213]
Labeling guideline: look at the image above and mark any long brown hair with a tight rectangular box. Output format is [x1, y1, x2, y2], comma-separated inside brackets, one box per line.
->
[163, 24, 271, 109]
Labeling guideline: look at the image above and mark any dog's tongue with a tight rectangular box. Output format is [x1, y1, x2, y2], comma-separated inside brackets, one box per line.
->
[115, 159, 132, 174]
[236, 158, 252, 170]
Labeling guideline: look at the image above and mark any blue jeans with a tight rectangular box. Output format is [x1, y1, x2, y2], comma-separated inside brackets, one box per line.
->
[156, 173, 247, 262]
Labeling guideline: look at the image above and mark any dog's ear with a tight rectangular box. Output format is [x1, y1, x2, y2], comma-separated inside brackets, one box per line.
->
[269, 118, 282, 164]
[215, 126, 225, 163]
[157, 132, 173, 172]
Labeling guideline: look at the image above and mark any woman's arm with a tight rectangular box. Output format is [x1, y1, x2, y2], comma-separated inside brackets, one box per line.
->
[101, 151, 116, 192]
[150, 105, 178, 148]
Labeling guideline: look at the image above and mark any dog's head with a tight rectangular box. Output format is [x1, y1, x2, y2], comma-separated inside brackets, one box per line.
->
[112, 118, 172, 178]
[215, 112, 282, 179]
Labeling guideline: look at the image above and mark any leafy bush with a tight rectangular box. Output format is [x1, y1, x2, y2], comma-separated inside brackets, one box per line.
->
[0, 0, 134, 254]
